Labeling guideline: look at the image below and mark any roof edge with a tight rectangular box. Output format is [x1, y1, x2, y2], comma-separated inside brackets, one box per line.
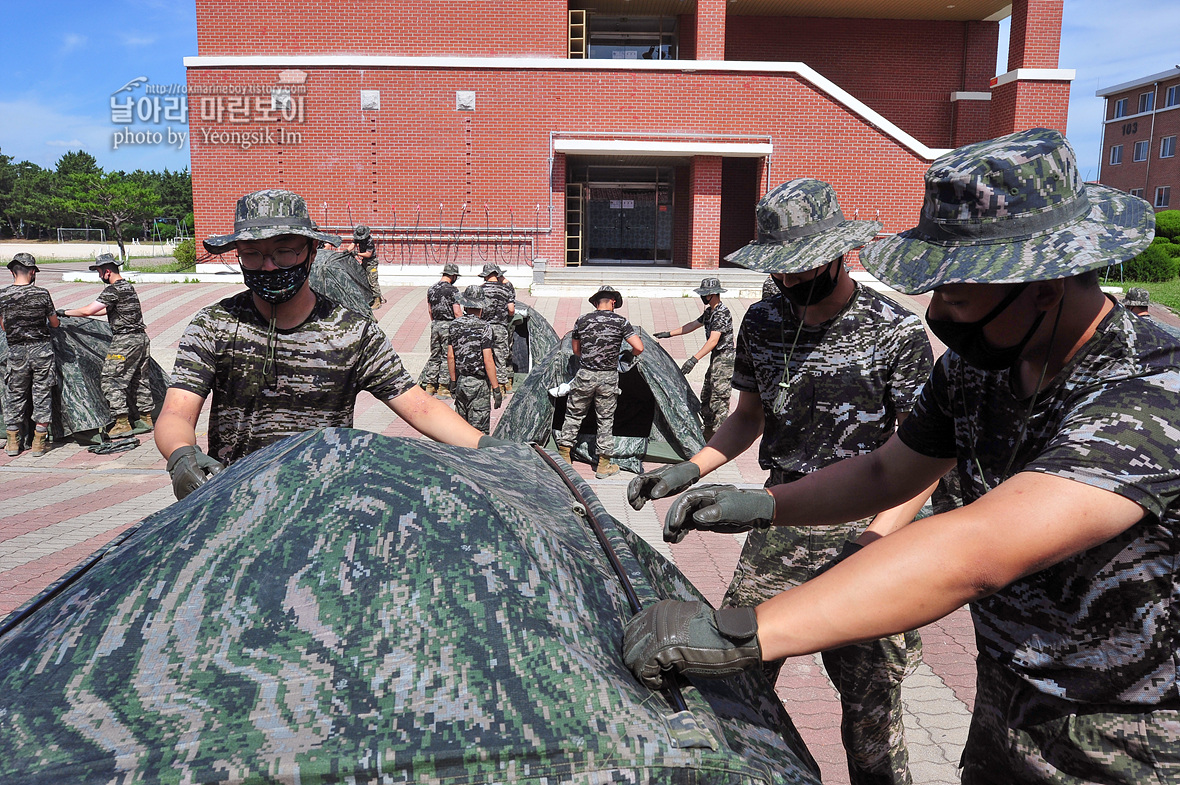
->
[1096, 67, 1180, 97]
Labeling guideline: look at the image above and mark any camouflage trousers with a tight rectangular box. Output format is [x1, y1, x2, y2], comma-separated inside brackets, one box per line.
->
[556, 368, 618, 458]
[454, 376, 491, 434]
[701, 351, 734, 433]
[4, 341, 55, 429]
[102, 332, 154, 419]
[363, 257, 381, 302]
[961, 654, 1180, 784]
[724, 499, 919, 785]
[418, 321, 452, 387]
[489, 323, 511, 386]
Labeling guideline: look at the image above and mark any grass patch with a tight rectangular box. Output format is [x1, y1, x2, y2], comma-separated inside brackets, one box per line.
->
[1108, 279, 1180, 313]
[123, 259, 194, 274]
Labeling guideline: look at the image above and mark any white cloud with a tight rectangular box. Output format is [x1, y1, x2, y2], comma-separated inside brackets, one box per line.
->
[120, 34, 157, 47]
[46, 139, 86, 147]
[59, 33, 87, 54]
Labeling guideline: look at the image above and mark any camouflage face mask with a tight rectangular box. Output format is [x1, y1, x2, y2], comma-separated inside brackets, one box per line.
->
[243, 259, 311, 304]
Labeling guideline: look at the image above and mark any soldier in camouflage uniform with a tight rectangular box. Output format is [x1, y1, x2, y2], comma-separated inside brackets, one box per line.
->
[0, 253, 60, 456]
[624, 129, 1180, 785]
[630, 178, 933, 785]
[479, 263, 515, 394]
[419, 262, 462, 397]
[156, 188, 489, 501]
[447, 285, 500, 433]
[340, 224, 382, 308]
[62, 253, 155, 438]
[653, 277, 735, 439]
[556, 285, 644, 478]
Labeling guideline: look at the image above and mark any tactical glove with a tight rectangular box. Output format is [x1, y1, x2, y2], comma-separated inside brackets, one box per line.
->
[654, 331, 672, 339]
[663, 484, 775, 543]
[814, 540, 864, 577]
[166, 445, 225, 501]
[679, 356, 698, 375]
[623, 600, 762, 690]
[477, 434, 513, 449]
[492, 387, 503, 409]
[626, 461, 701, 511]
[55, 308, 67, 317]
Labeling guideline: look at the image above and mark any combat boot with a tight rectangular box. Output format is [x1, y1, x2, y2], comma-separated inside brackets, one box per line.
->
[504, 377, 514, 393]
[139, 413, 154, 431]
[423, 383, 438, 396]
[595, 456, 620, 479]
[30, 430, 48, 457]
[557, 445, 573, 465]
[437, 384, 452, 399]
[5, 430, 20, 457]
[108, 415, 134, 439]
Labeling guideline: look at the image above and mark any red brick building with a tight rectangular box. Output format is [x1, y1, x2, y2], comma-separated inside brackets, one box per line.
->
[1097, 67, 1180, 212]
[185, 0, 1073, 270]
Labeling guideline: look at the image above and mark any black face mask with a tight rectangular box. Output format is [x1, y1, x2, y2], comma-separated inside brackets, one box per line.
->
[700, 295, 712, 305]
[243, 259, 311, 304]
[775, 261, 840, 307]
[926, 283, 1046, 371]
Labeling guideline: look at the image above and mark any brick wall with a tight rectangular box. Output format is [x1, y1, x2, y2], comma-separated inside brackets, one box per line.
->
[988, 81, 1070, 139]
[1006, 0, 1063, 71]
[1098, 76, 1180, 207]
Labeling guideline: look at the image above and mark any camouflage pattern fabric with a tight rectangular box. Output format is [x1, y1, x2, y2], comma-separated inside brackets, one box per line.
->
[204, 188, 341, 254]
[449, 313, 494, 379]
[509, 304, 559, 380]
[0, 283, 56, 345]
[0, 428, 820, 785]
[427, 279, 460, 321]
[860, 128, 1155, 294]
[725, 178, 881, 274]
[101, 332, 154, 419]
[4, 340, 55, 428]
[96, 279, 146, 335]
[701, 302, 735, 357]
[480, 280, 513, 324]
[556, 367, 619, 457]
[310, 249, 375, 320]
[897, 306, 1180, 706]
[733, 284, 933, 476]
[572, 309, 637, 371]
[419, 320, 453, 387]
[761, 277, 779, 301]
[170, 290, 414, 465]
[701, 350, 734, 433]
[961, 654, 1180, 784]
[356, 236, 381, 301]
[454, 375, 492, 433]
[489, 322, 511, 387]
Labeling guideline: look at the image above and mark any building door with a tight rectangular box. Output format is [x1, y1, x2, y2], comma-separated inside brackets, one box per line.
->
[568, 164, 674, 265]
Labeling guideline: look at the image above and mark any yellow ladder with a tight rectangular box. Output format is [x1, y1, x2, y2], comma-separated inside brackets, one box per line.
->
[565, 183, 584, 267]
[568, 10, 587, 59]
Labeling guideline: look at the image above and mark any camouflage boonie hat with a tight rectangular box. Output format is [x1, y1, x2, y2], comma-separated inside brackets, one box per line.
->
[441, 262, 460, 278]
[725, 178, 882, 274]
[88, 252, 122, 271]
[203, 189, 342, 254]
[7, 252, 39, 272]
[1124, 287, 1151, 307]
[589, 285, 623, 307]
[479, 262, 503, 279]
[457, 283, 486, 310]
[860, 128, 1155, 294]
[353, 224, 370, 240]
[693, 277, 727, 296]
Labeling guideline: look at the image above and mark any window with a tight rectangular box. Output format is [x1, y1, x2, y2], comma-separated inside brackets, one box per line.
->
[1162, 136, 1177, 158]
[586, 16, 677, 60]
[1129, 188, 1144, 198]
[1109, 145, 1124, 165]
[1167, 85, 1180, 108]
[1134, 140, 1150, 162]
[1114, 98, 1128, 118]
[1156, 186, 1171, 208]
[1139, 91, 1155, 113]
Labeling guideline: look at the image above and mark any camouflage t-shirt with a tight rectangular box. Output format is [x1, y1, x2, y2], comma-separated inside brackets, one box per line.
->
[171, 291, 415, 465]
[898, 304, 1180, 705]
[733, 284, 932, 477]
[97, 279, 146, 335]
[481, 281, 514, 324]
[700, 303, 735, 357]
[0, 284, 55, 345]
[449, 314, 494, 377]
[354, 236, 376, 258]
[426, 280, 459, 322]
[573, 310, 637, 372]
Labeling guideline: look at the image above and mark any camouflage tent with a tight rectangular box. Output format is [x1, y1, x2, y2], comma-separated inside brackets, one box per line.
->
[310, 249, 374, 318]
[0, 316, 168, 444]
[509, 302, 559, 382]
[0, 429, 819, 784]
[495, 327, 706, 472]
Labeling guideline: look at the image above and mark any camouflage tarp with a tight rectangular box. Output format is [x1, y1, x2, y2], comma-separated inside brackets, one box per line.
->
[0, 316, 168, 442]
[509, 302, 559, 382]
[310, 249, 374, 318]
[494, 327, 705, 472]
[0, 428, 819, 785]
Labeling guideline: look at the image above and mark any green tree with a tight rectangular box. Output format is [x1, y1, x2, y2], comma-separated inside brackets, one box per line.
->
[1153, 210, 1180, 242]
[60, 171, 160, 260]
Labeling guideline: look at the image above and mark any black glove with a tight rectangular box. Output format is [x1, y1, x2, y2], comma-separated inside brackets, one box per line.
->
[626, 461, 701, 511]
[55, 308, 67, 317]
[477, 434, 513, 449]
[814, 540, 864, 577]
[654, 331, 672, 339]
[663, 484, 775, 544]
[492, 386, 503, 409]
[166, 445, 225, 501]
[679, 356, 698, 375]
[623, 600, 762, 690]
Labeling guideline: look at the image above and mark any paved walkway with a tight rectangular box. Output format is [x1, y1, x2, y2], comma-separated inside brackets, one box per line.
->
[0, 275, 978, 784]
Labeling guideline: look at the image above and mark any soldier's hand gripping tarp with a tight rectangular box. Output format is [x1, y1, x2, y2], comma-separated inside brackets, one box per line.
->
[0, 428, 819, 785]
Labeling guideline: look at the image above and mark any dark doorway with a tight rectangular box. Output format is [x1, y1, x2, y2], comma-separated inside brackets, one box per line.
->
[568, 163, 675, 265]
[720, 158, 762, 266]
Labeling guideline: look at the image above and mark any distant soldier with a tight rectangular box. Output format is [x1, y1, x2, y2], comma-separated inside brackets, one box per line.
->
[0, 253, 59, 456]
[447, 284, 500, 434]
[420, 263, 462, 397]
[62, 253, 155, 438]
[1123, 286, 1180, 339]
[653, 277, 735, 439]
[479, 263, 515, 394]
[341, 224, 382, 308]
[556, 285, 644, 478]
